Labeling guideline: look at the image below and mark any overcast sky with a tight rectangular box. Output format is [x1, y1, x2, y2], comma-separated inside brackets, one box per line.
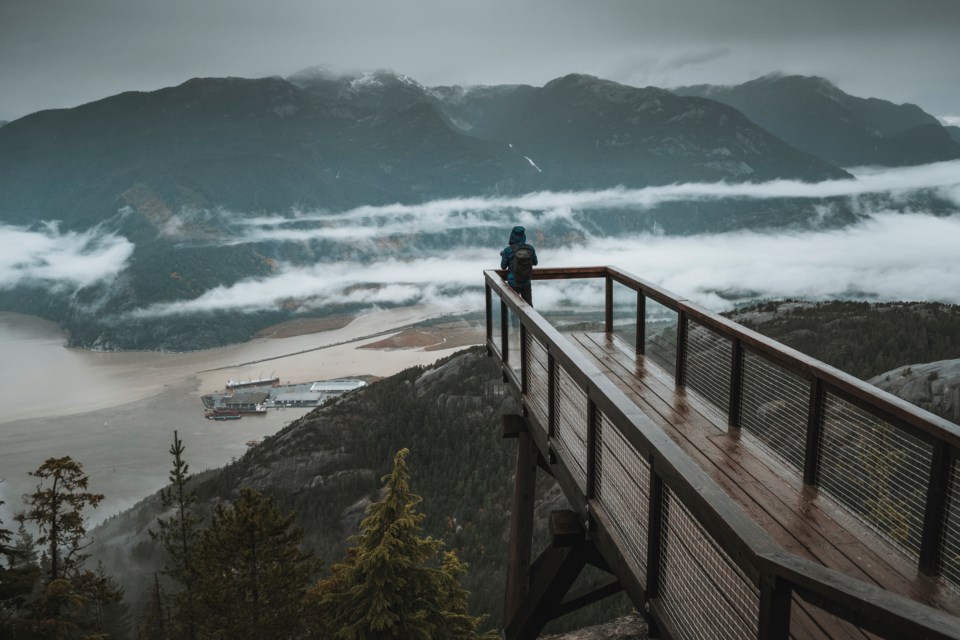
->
[1, 0, 958, 123]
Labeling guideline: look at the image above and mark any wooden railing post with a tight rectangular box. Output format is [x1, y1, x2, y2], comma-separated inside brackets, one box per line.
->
[919, 443, 951, 576]
[728, 338, 743, 430]
[485, 283, 493, 356]
[757, 574, 792, 640]
[803, 379, 825, 486]
[605, 276, 614, 335]
[636, 292, 646, 356]
[674, 309, 687, 387]
[520, 324, 528, 397]
[547, 353, 556, 440]
[644, 460, 665, 601]
[501, 299, 509, 366]
[586, 399, 598, 513]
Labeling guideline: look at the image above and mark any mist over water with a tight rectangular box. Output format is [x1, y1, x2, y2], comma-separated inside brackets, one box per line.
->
[2, 161, 959, 319]
[133, 161, 960, 317]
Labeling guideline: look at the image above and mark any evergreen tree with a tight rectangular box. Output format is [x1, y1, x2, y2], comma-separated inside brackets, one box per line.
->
[137, 572, 167, 640]
[150, 430, 201, 640]
[16, 457, 104, 582]
[12, 457, 125, 639]
[1, 500, 43, 636]
[193, 488, 317, 640]
[308, 448, 485, 639]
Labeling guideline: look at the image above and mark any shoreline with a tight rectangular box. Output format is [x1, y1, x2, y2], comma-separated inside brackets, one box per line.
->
[0, 305, 475, 425]
[0, 305, 483, 525]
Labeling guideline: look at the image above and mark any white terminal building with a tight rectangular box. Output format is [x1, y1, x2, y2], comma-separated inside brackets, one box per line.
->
[270, 379, 367, 408]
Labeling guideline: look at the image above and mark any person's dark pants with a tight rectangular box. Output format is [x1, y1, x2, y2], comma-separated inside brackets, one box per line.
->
[510, 282, 532, 305]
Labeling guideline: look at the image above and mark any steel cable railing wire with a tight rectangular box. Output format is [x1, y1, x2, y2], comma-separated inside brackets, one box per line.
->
[596, 408, 650, 579]
[525, 331, 550, 427]
[644, 298, 677, 375]
[659, 487, 760, 640]
[683, 319, 733, 422]
[739, 350, 810, 477]
[818, 392, 933, 562]
[554, 360, 589, 491]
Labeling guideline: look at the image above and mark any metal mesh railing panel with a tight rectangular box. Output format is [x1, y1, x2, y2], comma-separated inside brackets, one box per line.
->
[941, 458, 960, 591]
[659, 487, 760, 640]
[818, 393, 933, 561]
[739, 350, 810, 477]
[596, 409, 650, 579]
[525, 331, 550, 428]
[644, 298, 677, 376]
[683, 319, 733, 422]
[554, 361, 589, 491]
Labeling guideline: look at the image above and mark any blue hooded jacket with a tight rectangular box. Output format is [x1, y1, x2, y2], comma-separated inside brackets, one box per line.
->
[500, 225, 538, 286]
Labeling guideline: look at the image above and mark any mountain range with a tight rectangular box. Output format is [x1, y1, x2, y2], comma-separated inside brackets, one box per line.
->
[674, 74, 960, 167]
[1, 70, 957, 350]
[0, 70, 851, 232]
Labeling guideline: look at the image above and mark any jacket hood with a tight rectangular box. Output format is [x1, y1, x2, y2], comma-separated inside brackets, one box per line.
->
[508, 225, 526, 245]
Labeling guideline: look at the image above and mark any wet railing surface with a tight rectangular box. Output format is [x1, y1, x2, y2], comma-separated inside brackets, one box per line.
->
[485, 266, 960, 640]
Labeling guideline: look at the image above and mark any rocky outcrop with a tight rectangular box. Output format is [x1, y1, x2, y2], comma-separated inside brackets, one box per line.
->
[540, 612, 648, 639]
[870, 358, 960, 424]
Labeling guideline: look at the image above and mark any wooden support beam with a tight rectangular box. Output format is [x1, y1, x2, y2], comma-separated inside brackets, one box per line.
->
[550, 510, 585, 547]
[503, 545, 587, 640]
[503, 419, 539, 624]
[553, 576, 623, 621]
[504, 511, 624, 638]
[502, 414, 526, 439]
[537, 451, 554, 477]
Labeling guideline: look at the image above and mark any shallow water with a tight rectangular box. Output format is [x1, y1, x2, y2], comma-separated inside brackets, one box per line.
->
[0, 307, 465, 524]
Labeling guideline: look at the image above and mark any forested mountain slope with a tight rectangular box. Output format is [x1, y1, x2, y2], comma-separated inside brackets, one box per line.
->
[729, 300, 960, 380]
[91, 347, 625, 632]
[89, 299, 960, 633]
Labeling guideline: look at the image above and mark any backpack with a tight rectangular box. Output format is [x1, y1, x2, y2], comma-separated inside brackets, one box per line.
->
[511, 244, 534, 283]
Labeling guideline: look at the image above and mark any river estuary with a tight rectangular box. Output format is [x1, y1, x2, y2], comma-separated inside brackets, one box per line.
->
[0, 308, 465, 524]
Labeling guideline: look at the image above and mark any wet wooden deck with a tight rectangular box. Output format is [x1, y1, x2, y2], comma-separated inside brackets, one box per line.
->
[567, 331, 960, 639]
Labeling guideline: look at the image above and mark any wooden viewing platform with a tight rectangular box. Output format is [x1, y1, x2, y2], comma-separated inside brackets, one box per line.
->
[485, 267, 960, 640]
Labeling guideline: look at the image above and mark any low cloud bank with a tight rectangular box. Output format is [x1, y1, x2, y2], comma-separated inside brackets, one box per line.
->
[0, 223, 134, 291]
[135, 212, 960, 318]
[219, 160, 960, 246]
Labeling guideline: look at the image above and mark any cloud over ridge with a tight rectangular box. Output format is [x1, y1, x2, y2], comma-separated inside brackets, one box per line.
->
[0, 223, 134, 291]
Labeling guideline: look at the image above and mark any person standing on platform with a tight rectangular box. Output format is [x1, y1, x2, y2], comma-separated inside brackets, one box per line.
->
[500, 225, 538, 305]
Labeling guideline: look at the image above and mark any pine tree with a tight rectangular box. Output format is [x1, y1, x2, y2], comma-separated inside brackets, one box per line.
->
[16, 456, 104, 582]
[12, 457, 126, 639]
[1, 500, 43, 636]
[193, 488, 317, 640]
[137, 572, 167, 640]
[308, 448, 485, 639]
[150, 430, 201, 640]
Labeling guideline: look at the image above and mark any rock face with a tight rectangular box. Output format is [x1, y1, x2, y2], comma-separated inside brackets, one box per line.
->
[540, 612, 648, 639]
[870, 358, 960, 424]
